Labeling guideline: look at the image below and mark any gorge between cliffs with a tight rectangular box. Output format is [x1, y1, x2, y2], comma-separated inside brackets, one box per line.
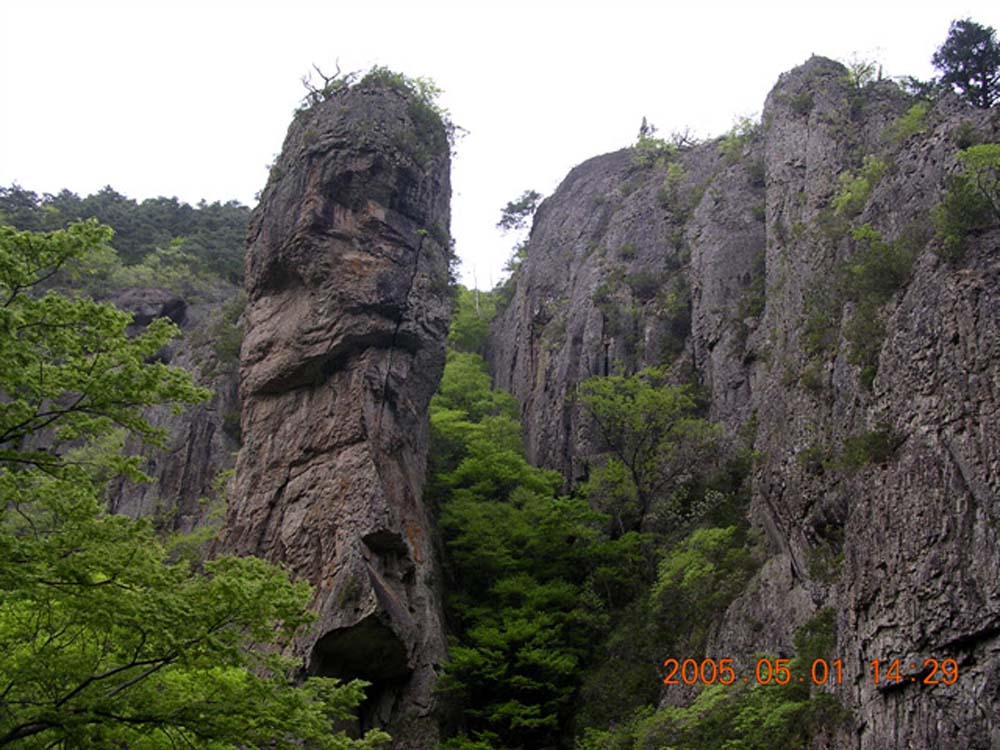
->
[14, 53, 999, 750]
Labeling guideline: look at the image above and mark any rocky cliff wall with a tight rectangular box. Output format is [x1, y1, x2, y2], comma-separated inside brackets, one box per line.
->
[490, 57, 1000, 748]
[106, 285, 242, 531]
[222, 83, 453, 749]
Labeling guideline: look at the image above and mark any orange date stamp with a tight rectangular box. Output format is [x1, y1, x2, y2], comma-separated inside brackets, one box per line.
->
[661, 657, 960, 687]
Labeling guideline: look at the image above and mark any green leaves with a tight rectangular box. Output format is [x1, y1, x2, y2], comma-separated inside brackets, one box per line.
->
[0, 185, 250, 282]
[650, 526, 758, 654]
[429, 351, 644, 749]
[448, 286, 497, 355]
[957, 143, 1000, 219]
[0, 223, 210, 465]
[832, 156, 887, 217]
[1, 466, 388, 748]
[576, 368, 722, 531]
[933, 143, 1000, 261]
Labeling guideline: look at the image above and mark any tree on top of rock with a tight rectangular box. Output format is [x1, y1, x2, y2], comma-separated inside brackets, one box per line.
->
[932, 18, 1000, 108]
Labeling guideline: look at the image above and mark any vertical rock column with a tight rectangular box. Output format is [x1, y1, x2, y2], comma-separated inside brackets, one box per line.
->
[224, 82, 453, 749]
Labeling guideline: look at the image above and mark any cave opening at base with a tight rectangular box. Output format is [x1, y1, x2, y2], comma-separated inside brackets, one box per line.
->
[309, 615, 411, 733]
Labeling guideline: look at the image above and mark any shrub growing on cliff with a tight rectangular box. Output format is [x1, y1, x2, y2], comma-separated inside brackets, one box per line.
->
[844, 224, 916, 303]
[360, 65, 457, 153]
[497, 189, 542, 234]
[577, 609, 847, 750]
[0, 223, 385, 750]
[632, 119, 677, 168]
[718, 115, 760, 164]
[832, 156, 887, 217]
[650, 525, 758, 653]
[885, 102, 929, 143]
[933, 143, 1000, 261]
[837, 424, 904, 472]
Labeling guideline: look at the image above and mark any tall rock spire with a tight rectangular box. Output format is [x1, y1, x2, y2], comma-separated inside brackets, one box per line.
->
[225, 76, 453, 748]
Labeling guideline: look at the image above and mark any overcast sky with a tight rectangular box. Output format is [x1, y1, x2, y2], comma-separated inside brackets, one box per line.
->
[1, 1, 996, 288]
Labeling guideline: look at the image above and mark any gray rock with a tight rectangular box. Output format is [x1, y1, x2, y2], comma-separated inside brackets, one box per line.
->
[106, 285, 241, 532]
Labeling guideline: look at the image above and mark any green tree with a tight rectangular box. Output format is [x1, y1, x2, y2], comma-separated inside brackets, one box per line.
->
[956, 143, 1000, 219]
[429, 351, 648, 750]
[932, 18, 1000, 108]
[576, 368, 722, 532]
[0, 222, 386, 749]
[650, 526, 758, 653]
[448, 286, 497, 355]
[0, 184, 250, 284]
[494, 190, 542, 304]
[496, 190, 542, 234]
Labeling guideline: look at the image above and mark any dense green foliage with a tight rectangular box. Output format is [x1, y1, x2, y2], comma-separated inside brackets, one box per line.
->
[0, 184, 249, 284]
[0, 223, 384, 749]
[430, 351, 644, 750]
[427, 313, 770, 749]
[0, 221, 209, 454]
[448, 286, 497, 355]
[650, 526, 758, 654]
[932, 18, 1000, 108]
[576, 368, 722, 533]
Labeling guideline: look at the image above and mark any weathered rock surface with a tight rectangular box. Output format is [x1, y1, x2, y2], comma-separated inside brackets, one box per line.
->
[106, 285, 242, 531]
[490, 57, 1000, 748]
[223, 83, 453, 748]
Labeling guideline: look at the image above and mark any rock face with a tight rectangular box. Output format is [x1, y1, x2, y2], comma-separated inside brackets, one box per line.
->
[490, 57, 1000, 748]
[106, 285, 242, 531]
[489, 121, 766, 484]
[223, 82, 453, 748]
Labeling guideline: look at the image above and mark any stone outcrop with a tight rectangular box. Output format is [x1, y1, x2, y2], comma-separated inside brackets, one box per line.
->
[490, 57, 1000, 748]
[223, 82, 453, 748]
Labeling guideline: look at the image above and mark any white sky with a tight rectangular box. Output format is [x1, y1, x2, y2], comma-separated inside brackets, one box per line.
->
[1, 1, 996, 288]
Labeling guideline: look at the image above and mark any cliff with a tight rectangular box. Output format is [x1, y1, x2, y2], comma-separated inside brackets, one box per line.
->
[105, 285, 242, 531]
[490, 57, 1000, 748]
[222, 80, 454, 748]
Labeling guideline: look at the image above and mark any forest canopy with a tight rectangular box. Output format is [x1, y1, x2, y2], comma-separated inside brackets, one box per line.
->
[0, 184, 249, 287]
